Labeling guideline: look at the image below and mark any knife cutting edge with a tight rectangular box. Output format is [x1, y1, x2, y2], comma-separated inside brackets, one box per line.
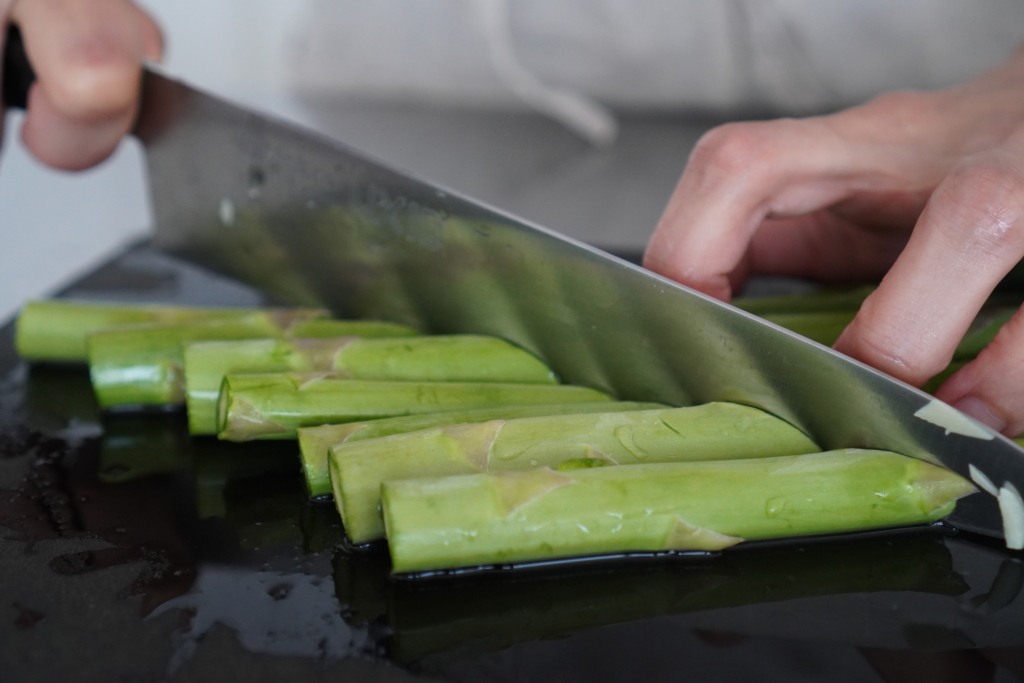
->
[5, 25, 1024, 546]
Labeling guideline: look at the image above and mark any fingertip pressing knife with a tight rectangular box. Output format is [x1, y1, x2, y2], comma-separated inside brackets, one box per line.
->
[5, 25, 1023, 545]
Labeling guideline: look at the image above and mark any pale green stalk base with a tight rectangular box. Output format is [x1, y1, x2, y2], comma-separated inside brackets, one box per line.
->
[733, 286, 875, 316]
[89, 314, 414, 409]
[89, 316, 292, 407]
[185, 334, 556, 435]
[299, 401, 665, 498]
[288, 318, 418, 339]
[332, 335, 556, 384]
[217, 374, 611, 441]
[186, 338, 339, 434]
[382, 449, 977, 573]
[954, 308, 1015, 361]
[15, 300, 327, 362]
[332, 402, 819, 543]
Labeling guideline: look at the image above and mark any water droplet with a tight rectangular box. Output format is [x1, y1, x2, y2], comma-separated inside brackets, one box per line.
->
[267, 583, 292, 601]
[219, 197, 236, 226]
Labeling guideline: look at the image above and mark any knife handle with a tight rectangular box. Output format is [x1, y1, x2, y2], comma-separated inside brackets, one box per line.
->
[2, 25, 36, 109]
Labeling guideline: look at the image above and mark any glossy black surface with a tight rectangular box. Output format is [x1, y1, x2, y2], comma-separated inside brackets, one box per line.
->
[2, 243, 1024, 683]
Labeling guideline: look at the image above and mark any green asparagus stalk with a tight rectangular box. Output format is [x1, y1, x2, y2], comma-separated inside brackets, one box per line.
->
[14, 299, 331, 362]
[185, 338, 351, 434]
[733, 285, 875, 316]
[287, 318, 419, 339]
[217, 374, 612, 441]
[382, 449, 976, 573]
[184, 334, 556, 435]
[299, 401, 666, 498]
[88, 315, 418, 409]
[756, 300, 1012, 356]
[953, 307, 1015, 361]
[331, 335, 556, 383]
[331, 403, 819, 543]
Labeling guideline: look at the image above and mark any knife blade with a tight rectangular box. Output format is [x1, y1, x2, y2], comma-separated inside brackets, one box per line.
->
[5, 26, 1021, 542]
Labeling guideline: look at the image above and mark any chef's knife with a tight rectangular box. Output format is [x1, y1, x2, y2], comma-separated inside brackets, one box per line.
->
[5, 26, 1023, 543]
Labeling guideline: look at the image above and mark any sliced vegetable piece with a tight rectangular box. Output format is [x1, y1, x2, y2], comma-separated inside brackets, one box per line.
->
[382, 449, 977, 573]
[332, 402, 819, 543]
[331, 335, 556, 384]
[217, 374, 611, 441]
[185, 334, 555, 435]
[89, 315, 416, 409]
[298, 400, 665, 498]
[733, 285, 875, 316]
[15, 299, 328, 363]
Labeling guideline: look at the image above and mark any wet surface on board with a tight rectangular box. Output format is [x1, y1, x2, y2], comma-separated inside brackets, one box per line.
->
[2, 243, 1024, 683]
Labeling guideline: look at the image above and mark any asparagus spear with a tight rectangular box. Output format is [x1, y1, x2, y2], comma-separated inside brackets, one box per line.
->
[734, 285, 875, 316]
[382, 449, 976, 573]
[217, 374, 612, 441]
[14, 299, 330, 362]
[184, 335, 556, 435]
[330, 403, 819, 543]
[88, 315, 418, 408]
[299, 401, 666, 498]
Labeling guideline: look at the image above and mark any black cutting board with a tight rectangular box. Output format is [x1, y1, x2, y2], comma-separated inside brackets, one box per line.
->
[1, 242, 1023, 683]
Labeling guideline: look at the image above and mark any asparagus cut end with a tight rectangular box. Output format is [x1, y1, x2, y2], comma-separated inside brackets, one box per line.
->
[912, 460, 978, 513]
[218, 394, 291, 441]
[494, 468, 573, 516]
[664, 516, 743, 551]
[298, 423, 371, 497]
[329, 458, 348, 525]
[91, 360, 185, 407]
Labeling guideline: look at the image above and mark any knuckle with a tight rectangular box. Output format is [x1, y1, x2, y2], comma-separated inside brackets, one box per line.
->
[689, 122, 777, 179]
[843, 311, 947, 384]
[853, 90, 941, 140]
[47, 59, 140, 120]
[860, 90, 930, 121]
[933, 157, 1024, 256]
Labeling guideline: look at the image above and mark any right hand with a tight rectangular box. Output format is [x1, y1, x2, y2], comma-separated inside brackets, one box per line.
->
[643, 46, 1024, 436]
[3, 0, 162, 170]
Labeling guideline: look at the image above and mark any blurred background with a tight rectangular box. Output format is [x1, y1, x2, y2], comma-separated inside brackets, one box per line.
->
[2, 0, 1024, 322]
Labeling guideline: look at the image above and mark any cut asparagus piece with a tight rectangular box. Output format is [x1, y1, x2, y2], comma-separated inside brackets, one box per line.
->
[734, 285, 875, 316]
[184, 334, 556, 435]
[88, 315, 417, 409]
[331, 402, 820, 543]
[14, 299, 329, 363]
[331, 335, 557, 384]
[185, 338, 348, 434]
[382, 449, 977, 573]
[299, 401, 666, 498]
[288, 318, 419, 339]
[953, 307, 1015, 361]
[217, 374, 612, 441]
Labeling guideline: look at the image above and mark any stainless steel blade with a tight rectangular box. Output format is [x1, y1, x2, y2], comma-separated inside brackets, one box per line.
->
[136, 70, 1024, 540]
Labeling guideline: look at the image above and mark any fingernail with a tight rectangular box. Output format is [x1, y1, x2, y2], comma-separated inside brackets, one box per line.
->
[951, 396, 1006, 433]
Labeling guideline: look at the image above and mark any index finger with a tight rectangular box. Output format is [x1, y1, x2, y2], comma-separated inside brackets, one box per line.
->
[10, 0, 162, 170]
[835, 143, 1024, 387]
[643, 97, 947, 301]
